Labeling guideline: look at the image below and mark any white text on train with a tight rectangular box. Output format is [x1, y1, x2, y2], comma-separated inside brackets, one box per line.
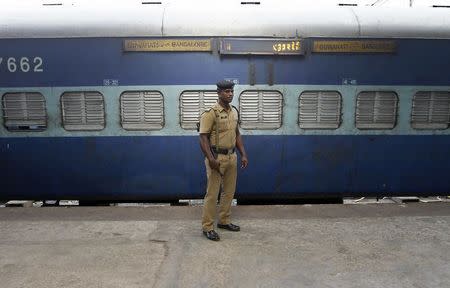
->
[0, 57, 43, 73]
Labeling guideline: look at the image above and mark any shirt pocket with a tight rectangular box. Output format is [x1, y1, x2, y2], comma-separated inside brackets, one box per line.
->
[218, 118, 229, 132]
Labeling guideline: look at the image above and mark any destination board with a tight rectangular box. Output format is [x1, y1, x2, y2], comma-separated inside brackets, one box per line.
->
[123, 39, 212, 52]
[220, 38, 304, 55]
[313, 40, 396, 53]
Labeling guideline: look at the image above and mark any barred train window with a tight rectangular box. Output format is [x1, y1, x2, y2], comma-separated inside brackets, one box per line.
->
[299, 91, 342, 129]
[355, 91, 398, 129]
[61, 91, 105, 131]
[180, 91, 217, 130]
[239, 90, 283, 129]
[120, 91, 164, 130]
[411, 91, 450, 130]
[2, 92, 47, 131]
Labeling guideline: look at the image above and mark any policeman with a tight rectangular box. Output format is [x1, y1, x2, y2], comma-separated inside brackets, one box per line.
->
[199, 80, 249, 241]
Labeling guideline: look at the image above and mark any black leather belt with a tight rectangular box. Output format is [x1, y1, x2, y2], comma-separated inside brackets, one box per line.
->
[211, 146, 236, 155]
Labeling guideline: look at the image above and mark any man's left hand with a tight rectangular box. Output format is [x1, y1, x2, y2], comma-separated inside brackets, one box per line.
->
[241, 156, 248, 169]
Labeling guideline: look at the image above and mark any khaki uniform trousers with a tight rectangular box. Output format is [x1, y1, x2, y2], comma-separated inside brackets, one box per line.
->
[202, 152, 237, 232]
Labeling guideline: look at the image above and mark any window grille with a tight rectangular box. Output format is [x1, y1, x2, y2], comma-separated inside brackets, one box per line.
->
[411, 91, 450, 129]
[2, 92, 47, 131]
[120, 91, 164, 130]
[356, 91, 398, 129]
[61, 91, 105, 131]
[239, 90, 282, 129]
[180, 91, 218, 130]
[299, 91, 342, 129]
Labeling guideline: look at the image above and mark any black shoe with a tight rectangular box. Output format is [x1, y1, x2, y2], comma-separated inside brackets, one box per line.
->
[203, 230, 220, 241]
[217, 223, 240, 232]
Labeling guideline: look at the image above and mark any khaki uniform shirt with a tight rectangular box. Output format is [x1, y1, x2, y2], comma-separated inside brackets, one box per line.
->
[199, 103, 238, 149]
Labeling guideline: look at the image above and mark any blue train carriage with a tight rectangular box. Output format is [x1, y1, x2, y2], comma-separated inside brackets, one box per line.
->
[1, 1, 450, 202]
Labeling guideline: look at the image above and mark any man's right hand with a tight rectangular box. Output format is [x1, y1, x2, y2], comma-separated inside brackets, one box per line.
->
[208, 158, 220, 172]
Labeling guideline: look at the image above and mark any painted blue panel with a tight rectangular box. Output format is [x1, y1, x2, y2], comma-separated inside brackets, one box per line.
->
[1, 38, 450, 87]
[1, 135, 449, 200]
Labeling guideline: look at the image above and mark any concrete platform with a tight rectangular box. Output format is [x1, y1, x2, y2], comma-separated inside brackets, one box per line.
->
[0, 203, 449, 288]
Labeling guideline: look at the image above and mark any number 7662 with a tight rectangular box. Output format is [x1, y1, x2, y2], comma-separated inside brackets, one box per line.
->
[0, 57, 43, 73]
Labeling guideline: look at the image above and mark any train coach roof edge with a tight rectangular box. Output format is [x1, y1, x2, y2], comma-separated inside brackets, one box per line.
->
[1, 4, 450, 39]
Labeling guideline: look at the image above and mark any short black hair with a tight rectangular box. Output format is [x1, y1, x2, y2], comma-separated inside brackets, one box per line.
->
[216, 80, 235, 90]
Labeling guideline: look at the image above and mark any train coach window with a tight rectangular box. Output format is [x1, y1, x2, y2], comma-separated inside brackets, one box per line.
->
[2, 92, 47, 131]
[411, 91, 450, 130]
[61, 92, 105, 131]
[180, 91, 218, 130]
[355, 91, 398, 129]
[120, 91, 164, 130]
[299, 91, 342, 129]
[239, 90, 283, 129]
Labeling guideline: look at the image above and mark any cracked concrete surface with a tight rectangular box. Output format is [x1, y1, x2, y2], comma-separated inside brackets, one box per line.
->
[0, 222, 163, 288]
[0, 203, 449, 288]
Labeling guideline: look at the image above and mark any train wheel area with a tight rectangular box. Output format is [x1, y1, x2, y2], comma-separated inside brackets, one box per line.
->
[1, 196, 449, 208]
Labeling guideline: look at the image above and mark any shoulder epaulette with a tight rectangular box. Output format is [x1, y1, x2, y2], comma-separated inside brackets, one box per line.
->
[200, 107, 214, 116]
